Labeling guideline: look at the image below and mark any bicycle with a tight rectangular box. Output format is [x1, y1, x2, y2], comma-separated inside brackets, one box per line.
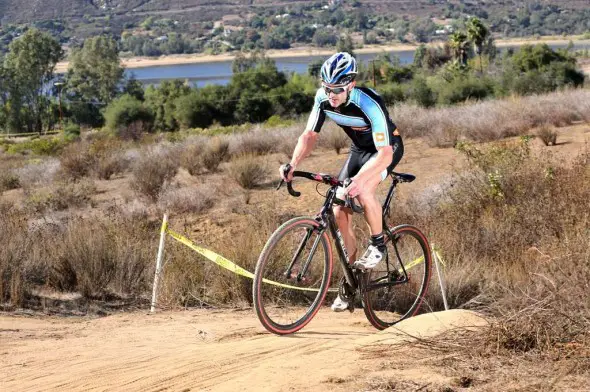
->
[253, 166, 432, 335]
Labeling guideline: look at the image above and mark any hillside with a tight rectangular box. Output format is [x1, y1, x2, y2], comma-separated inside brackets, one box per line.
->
[2, 0, 590, 52]
[3, 0, 590, 24]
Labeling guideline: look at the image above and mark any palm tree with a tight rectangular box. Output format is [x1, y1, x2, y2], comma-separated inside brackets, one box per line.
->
[449, 31, 469, 67]
[466, 17, 490, 72]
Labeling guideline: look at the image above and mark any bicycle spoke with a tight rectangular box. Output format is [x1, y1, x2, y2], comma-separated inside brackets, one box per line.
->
[362, 225, 431, 330]
[253, 217, 332, 335]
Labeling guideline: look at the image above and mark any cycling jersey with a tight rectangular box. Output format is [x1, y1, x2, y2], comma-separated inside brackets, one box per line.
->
[306, 86, 399, 153]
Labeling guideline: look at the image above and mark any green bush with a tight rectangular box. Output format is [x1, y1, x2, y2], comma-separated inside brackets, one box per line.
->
[104, 94, 154, 139]
[6, 137, 68, 156]
[436, 77, 494, 105]
[405, 78, 436, 108]
[174, 91, 214, 129]
[63, 122, 81, 139]
[376, 83, 405, 106]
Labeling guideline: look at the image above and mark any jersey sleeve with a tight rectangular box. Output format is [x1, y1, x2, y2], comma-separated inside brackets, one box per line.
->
[305, 88, 327, 133]
[358, 90, 390, 148]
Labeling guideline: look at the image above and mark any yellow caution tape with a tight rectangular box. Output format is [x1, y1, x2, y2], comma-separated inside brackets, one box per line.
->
[165, 226, 444, 292]
[166, 228, 334, 292]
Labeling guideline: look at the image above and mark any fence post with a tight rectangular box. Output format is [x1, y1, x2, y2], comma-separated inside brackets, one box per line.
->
[151, 213, 168, 313]
[432, 244, 449, 311]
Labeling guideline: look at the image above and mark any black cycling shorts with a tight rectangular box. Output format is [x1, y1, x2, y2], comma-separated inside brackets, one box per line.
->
[337, 135, 404, 181]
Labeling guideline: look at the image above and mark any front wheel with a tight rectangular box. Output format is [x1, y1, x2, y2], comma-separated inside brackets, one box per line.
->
[362, 224, 432, 330]
[253, 217, 333, 335]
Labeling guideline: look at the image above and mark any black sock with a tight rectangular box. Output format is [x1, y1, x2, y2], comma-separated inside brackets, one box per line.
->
[370, 233, 386, 253]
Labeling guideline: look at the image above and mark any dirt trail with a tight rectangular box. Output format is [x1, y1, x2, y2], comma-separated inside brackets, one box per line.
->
[0, 309, 486, 391]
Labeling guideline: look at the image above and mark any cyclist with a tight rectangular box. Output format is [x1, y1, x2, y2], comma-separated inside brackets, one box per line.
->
[280, 52, 404, 312]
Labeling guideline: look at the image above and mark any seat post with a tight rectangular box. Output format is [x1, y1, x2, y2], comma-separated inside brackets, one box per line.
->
[381, 176, 398, 218]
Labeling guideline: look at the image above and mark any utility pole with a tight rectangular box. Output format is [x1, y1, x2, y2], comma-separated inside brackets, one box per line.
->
[370, 59, 377, 88]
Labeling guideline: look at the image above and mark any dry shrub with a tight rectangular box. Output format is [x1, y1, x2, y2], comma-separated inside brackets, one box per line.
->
[59, 141, 95, 180]
[320, 124, 349, 154]
[48, 215, 154, 298]
[391, 140, 589, 356]
[130, 147, 179, 202]
[158, 207, 283, 307]
[15, 158, 60, 191]
[89, 137, 128, 180]
[158, 185, 215, 215]
[228, 154, 269, 189]
[278, 138, 297, 159]
[202, 137, 230, 172]
[180, 142, 205, 175]
[0, 170, 20, 192]
[536, 124, 558, 146]
[25, 179, 96, 213]
[0, 209, 33, 307]
[229, 126, 279, 156]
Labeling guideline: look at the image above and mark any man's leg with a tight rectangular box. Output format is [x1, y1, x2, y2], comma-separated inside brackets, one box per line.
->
[333, 205, 358, 264]
[352, 165, 388, 270]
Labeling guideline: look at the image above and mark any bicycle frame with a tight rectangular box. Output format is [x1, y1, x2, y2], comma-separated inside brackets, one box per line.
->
[307, 175, 411, 296]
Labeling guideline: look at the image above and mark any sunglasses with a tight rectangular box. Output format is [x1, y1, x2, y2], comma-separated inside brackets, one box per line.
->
[323, 84, 349, 95]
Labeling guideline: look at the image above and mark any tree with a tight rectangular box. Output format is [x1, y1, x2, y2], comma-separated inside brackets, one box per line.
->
[336, 34, 355, 57]
[448, 31, 469, 67]
[466, 17, 490, 72]
[144, 80, 191, 132]
[174, 91, 214, 129]
[3, 29, 62, 133]
[66, 36, 125, 126]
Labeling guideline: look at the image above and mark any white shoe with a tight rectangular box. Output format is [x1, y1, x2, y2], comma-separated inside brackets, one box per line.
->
[353, 245, 384, 270]
[331, 295, 350, 312]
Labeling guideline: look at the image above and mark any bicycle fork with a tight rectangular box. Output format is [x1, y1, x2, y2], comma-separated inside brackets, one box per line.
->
[284, 227, 323, 282]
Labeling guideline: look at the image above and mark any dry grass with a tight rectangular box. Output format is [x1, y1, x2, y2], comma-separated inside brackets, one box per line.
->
[228, 126, 280, 156]
[157, 185, 215, 215]
[390, 140, 590, 361]
[393, 89, 590, 147]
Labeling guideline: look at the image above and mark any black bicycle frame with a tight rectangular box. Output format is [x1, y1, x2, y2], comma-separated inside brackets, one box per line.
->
[313, 175, 408, 294]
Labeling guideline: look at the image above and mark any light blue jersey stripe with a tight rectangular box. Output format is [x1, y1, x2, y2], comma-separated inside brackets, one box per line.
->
[325, 111, 368, 127]
[355, 89, 390, 147]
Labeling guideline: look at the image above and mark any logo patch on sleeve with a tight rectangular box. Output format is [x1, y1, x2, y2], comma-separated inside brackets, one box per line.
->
[375, 133, 386, 142]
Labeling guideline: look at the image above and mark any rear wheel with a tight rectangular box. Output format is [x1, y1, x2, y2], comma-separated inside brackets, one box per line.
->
[362, 224, 431, 330]
[253, 217, 333, 335]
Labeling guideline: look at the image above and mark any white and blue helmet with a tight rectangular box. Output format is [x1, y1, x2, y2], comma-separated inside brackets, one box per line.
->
[320, 52, 357, 85]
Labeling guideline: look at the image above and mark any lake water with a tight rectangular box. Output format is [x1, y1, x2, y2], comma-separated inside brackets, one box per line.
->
[127, 42, 590, 87]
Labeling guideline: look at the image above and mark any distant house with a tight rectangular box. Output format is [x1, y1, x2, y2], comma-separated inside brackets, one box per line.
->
[156, 35, 168, 42]
[435, 25, 454, 35]
[223, 25, 243, 37]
